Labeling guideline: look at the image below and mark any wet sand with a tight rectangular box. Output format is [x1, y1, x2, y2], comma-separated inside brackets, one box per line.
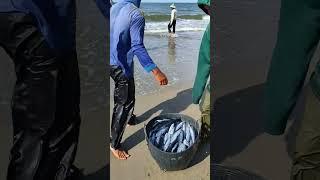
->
[0, 1, 108, 179]
[110, 84, 210, 180]
[213, 0, 320, 180]
[111, 31, 203, 96]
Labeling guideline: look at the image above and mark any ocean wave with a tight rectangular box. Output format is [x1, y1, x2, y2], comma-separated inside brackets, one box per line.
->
[145, 27, 206, 33]
[145, 18, 209, 34]
[145, 14, 209, 22]
[202, 15, 210, 20]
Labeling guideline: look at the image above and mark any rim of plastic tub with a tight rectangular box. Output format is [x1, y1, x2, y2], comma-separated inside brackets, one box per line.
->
[144, 113, 202, 155]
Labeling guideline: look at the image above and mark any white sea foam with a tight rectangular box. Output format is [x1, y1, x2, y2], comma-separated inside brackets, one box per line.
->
[145, 15, 210, 34]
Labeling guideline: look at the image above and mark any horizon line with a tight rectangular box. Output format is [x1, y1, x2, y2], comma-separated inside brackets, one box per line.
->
[141, 1, 197, 4]
[112, 1, 197, 3]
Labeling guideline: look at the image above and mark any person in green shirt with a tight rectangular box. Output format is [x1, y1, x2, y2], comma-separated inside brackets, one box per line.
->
[192, 0, 211, 140]
[265, 0, 320, 179]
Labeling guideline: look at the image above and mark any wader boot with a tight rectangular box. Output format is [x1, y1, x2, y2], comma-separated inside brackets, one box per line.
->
[292, 65, 320, 180]
[110, 65, 135, 149]
[0, 12, 81, 180]
[292, 66, 320, 180]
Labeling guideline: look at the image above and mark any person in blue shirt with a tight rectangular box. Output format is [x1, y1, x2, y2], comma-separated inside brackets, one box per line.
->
[110, 0, 168, 160]
[0, 0, 109, 179]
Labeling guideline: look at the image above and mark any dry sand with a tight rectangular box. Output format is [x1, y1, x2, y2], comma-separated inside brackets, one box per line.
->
[110, 84, 210, 180]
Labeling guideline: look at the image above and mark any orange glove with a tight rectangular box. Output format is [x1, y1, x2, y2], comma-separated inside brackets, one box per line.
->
[152, 68, 168, 85]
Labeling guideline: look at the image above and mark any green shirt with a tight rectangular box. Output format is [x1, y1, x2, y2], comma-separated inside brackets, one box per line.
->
[192, 0, 211, 104]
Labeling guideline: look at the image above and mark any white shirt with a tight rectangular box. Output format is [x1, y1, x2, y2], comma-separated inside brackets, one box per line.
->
[170, 9, 177, 24]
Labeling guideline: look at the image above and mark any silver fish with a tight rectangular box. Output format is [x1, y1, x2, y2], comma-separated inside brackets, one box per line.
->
[189, 125, 196, 144]
[149, 128, 157, 138]
[168, 123, 175, 135]
[167, 141, 176, 152]
[178, 131, 184, 143]
[163, 135, 171, 151]
[175, 121, 183, 131]
[185, 123, 191, 142]
[152, 121, 161, 128]
[183, 139, 190, 147]
[182, 121, 186, 137]
[164, 132, 169, 145]
[177, 142, 186, 153]
[170, 129, 182, 144]
[171, 143, 179, 152]
[152, 120, 171, 131]
[182, 121, 186, 130]
[156, 126, 169, 138]
[151, 134, 156, 145]
[156, 134, 162, 145]
[156, 118, 170, 123]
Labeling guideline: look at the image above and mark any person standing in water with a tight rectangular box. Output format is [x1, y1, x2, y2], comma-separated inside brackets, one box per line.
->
[168, 3, 177, 34]
[110, 0, 168, 160]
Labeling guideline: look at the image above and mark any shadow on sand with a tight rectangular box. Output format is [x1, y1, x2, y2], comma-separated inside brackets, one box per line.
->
[136, 88, 193, 124]
[82, 165, 109, 180]
[212, 164, 267, 180]
[212, 84, 266, 163]
[212, 83, 305, 162]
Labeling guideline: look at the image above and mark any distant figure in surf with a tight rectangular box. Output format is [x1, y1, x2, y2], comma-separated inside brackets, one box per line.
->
[168, 3, 177, 34]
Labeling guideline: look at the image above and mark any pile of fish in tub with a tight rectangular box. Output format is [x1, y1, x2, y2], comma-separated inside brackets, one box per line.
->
[148, 117, 198, 153]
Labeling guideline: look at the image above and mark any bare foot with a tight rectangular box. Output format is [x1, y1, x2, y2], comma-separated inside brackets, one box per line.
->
[110, 146, 130, 160]
[127, 115, 138, 127]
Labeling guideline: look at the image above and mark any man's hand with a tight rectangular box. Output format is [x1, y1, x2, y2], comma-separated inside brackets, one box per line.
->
[152, 68, 168, 85]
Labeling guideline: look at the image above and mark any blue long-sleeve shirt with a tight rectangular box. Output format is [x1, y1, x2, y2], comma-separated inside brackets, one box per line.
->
[0, 0, 109, 53]
[110, 0, 157, 77]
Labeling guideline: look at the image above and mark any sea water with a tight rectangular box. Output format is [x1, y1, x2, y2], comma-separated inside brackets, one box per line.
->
[142, 3, 209, 34]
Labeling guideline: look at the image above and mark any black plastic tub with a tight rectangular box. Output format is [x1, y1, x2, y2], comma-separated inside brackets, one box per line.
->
[144, 113, 201, 171]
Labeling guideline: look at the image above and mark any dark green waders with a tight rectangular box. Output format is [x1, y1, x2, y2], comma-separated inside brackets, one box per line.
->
[265, 0, 320, 179]
[292, 74, 320, 180]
